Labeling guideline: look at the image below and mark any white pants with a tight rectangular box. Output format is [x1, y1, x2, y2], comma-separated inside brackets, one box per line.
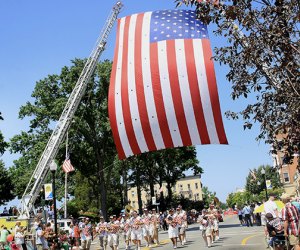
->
[168, 226, 179, 239]
[108, 233, 119, 247]
[131, 229, 143, 241]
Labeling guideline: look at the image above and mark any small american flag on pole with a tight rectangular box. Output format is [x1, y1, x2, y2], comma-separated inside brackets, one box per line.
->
[62, 155, 75, 173]
[249, 169, 257, 180]
[109, 9, 227, 159]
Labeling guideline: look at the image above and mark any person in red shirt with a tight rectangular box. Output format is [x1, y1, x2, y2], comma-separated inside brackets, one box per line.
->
[73, 222, 81, 248]
[281, 195, 300, 250]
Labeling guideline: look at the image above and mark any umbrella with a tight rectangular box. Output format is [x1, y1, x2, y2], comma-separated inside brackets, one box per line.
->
[254, 200, 285, 213]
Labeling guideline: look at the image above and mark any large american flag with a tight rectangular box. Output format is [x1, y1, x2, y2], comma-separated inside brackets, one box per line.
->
[62, 155, 75, 173]
[109, 9, 227, 159]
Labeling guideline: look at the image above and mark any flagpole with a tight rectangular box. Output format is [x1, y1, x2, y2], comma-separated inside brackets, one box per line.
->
[64, 132, 68, 219]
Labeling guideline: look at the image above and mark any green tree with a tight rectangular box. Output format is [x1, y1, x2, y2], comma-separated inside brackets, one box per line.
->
[0, 160, 15, 205]
[0, 112, 8, 155]
[175, 0, 300, 158]
[116, 146, 202, 213]
[245, 165, 283, 196]
[0, 113, 14, 205]
[202, 186, 216, 207]
[9, 59, 117, 219]
[155, 147, 202, 205]
[226, 191, 250, 209]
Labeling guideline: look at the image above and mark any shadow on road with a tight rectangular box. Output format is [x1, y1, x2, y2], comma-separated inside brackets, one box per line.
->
[183, 240, 194, 245]
[219, 223, 243, 229]
[186, 226, 200, 232]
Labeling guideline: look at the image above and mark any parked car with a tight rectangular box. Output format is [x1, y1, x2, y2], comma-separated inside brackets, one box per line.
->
[57, 219, 73, 233]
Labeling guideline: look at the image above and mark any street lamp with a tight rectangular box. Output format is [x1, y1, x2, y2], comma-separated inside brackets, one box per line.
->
[261, 168, 268, 200]
[50, 161, 58, 236]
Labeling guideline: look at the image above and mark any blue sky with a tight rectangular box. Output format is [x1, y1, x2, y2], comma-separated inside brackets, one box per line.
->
[0, 0, 272, 205]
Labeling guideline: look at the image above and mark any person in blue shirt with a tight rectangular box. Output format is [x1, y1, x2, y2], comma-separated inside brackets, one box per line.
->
[291, 197, 300, 212]
[242, 204, 253, 227]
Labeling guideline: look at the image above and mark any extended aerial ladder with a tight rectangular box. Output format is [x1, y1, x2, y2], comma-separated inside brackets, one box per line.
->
[19, 1, 123, 219]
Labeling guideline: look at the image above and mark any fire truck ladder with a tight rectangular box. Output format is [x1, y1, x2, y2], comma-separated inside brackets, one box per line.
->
[19, 1, 123, 218]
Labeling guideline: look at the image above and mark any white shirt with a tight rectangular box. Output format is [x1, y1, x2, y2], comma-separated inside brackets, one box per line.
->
[264, 200, 278, 218]
[15, 232, 24, 245]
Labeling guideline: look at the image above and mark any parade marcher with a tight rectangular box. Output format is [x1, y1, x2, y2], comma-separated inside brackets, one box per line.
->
[237, 208, 244, 226]
[151, 208, 160, 246]
[198, 209, 214, 248]
[166, 208, 179, 249]
[281, 195, 300, 250]
[130, 211, 143, 250]
[208, 203, 220, 241]
[141, 209, 152, 247]
[107, 215, 120, 250]
[97, 216, 108, 250]
[177, 205, 187, 245]
[120, 213, 131, 250]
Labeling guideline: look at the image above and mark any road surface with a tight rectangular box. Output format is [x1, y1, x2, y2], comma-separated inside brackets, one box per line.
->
[91, 215, 268, 249]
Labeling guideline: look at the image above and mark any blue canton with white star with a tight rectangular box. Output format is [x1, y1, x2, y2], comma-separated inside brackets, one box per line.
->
[150, 9, 209, 43]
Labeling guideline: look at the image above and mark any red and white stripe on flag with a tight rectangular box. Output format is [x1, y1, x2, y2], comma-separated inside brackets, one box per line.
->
[108, 9, 227, 159]
[62, 159, 75, 173]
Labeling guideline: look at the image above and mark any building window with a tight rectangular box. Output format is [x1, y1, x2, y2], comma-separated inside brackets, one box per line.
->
[189, 194, 192, 199]
[188, 184, 191, 190]
[132, 201, 136, 208]
[180, 184, 183, 191]
[195, 183, 199, 189]
[283, 172, 290, 183]
[131, 191, 135, 197]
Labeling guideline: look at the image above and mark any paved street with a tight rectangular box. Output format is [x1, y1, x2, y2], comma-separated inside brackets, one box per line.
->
[91, 215, 268, 250]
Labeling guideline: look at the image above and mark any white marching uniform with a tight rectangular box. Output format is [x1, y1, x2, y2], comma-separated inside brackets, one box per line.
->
[97, 222, 108, 248]
[142, 214, 152, 237]
[121, 218, 131, 241]
[167, 214, 179, 239]
[130, 216, 143, 241]
[107, 220, 120, 247]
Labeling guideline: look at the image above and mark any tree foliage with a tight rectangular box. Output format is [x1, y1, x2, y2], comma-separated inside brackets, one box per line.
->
[10, 59, 117, 219]
[201, 186, 216, 206]
[245, 165, 282, 195]
[0, 113, 14, 205]
[116, 146, 202, 212]
[226, 165, 283, 208]
[9, 59, 203, 217]
[175, 0, 300, 159]
[0, 160, 15, 205]
[0, 112, 8, 156]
